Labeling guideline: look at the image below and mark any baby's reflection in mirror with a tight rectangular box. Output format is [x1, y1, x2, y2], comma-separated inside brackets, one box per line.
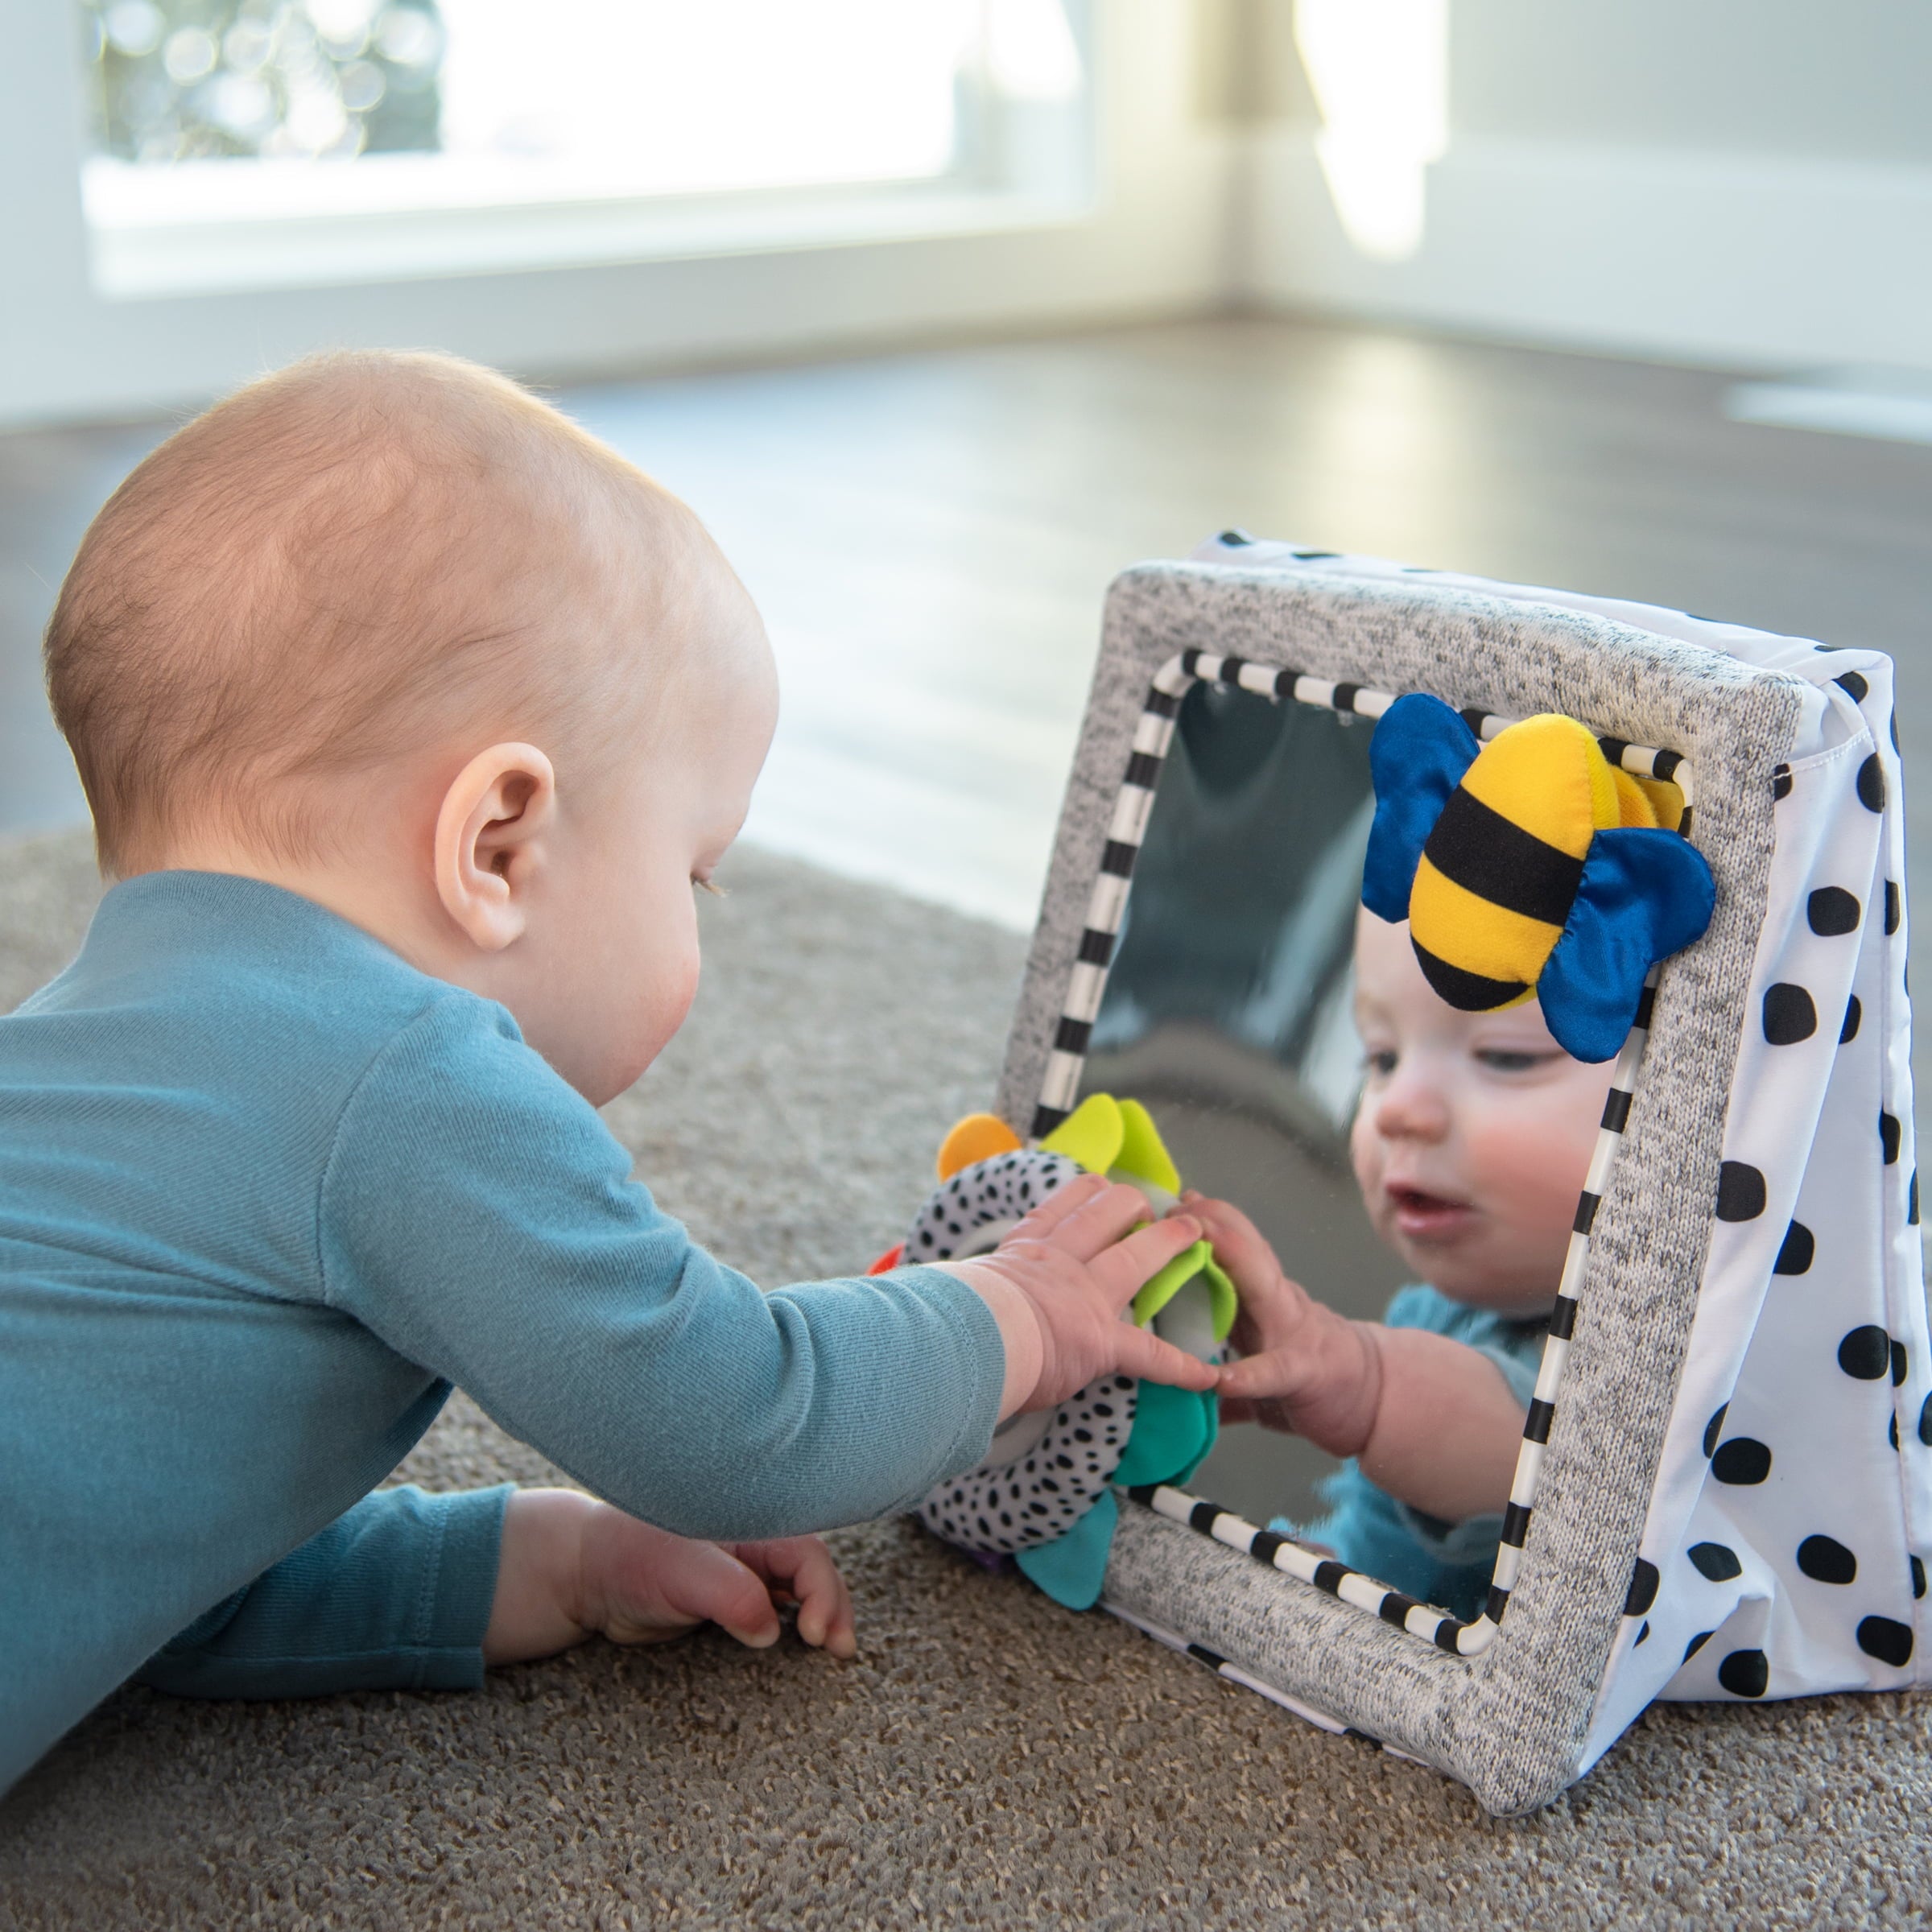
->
[1183, 906, 1616, 1620]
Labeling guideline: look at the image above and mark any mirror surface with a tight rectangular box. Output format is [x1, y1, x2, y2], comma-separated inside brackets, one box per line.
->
[1083, 683, 1408, 1528]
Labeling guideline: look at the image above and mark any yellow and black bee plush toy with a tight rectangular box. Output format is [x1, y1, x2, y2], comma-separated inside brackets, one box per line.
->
[1362, 695, 1716, 1063]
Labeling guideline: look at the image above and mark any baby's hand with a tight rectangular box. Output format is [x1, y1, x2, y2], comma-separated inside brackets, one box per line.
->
[1180, 1192, 1380, 1456]
[483, 1490, 856, 1667]
[943, 1172, 1220, 1416]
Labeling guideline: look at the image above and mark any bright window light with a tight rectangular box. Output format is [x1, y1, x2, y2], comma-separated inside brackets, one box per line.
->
[76, 0, 1085, 225]
[1294, 0, 1447, 262]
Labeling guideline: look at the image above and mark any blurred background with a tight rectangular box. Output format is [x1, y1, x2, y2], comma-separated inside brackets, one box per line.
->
[2, 0, 1928, 951]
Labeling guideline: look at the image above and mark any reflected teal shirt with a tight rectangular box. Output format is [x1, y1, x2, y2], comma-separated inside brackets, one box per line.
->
[0, 872, 1002, 1793]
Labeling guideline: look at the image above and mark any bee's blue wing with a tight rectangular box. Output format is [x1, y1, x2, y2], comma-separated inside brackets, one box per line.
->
[1538, 828, 1716, 1062]
[1361, 694, 1481, 923]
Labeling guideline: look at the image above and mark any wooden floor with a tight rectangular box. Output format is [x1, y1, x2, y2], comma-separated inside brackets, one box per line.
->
[10, 316, 1932, 931]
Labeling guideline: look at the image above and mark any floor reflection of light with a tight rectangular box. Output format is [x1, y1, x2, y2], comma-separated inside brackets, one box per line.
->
[1294, 0, 1447, 262]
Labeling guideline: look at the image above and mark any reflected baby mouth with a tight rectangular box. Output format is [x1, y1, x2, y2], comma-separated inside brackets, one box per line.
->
[1386, 1185, 1475, 1234]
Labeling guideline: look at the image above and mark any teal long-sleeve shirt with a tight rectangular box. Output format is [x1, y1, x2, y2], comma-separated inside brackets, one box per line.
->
[0, 871, 1003, 1792]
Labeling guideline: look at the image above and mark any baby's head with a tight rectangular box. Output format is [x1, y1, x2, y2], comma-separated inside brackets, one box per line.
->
[1349, 907, 1614, 1316]
[46, 350, 775, 1102]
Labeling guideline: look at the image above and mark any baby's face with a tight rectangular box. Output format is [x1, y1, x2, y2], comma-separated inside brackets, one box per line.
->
[1348, 910, 1614, 1315]
[514, 608, 778, 1106]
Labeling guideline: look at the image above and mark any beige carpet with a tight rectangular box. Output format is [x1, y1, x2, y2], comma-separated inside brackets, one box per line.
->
[1, 828, 1928, 1930]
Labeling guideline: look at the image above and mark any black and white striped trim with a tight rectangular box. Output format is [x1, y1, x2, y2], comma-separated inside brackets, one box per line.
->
[1122, 1482, 1492, 1654]
[1038, 646, 1692, 1655]
[1030, 647, 1695, 1141]
[1474, 964, 1658, 1645]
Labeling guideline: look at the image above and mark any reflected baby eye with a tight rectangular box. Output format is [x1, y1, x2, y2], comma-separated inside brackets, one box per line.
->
[1363, 1048, 1398, 1077]
[1476, 1047, 1553, 1073]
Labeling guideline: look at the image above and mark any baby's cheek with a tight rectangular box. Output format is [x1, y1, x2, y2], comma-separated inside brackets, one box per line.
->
[1469, 1104, 1596, 1242]
[639, 941, 701, 1059]
[1348, 1106, 1383, 1206]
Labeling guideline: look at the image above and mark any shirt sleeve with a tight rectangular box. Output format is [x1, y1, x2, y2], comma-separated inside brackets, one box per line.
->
[318, 996, 1005, 1542]
[134, 1485, 507, 1699]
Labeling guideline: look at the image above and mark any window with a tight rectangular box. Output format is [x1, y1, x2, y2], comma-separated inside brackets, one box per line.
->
[76, 0, 1091, 295]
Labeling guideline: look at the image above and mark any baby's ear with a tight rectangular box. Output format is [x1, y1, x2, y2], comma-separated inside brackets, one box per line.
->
[433, 742, 557, 951]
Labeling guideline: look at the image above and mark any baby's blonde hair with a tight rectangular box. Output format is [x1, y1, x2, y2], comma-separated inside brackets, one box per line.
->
[45, 349, 729, 873]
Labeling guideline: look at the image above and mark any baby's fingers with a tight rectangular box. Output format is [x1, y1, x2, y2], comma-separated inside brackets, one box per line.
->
[1005, 1170, 1110, 1241]
[1181, 1193, 1277, 1279]
[1088, 1213, 1203, 1309]
[1020, 1174, 1151, 1267]
[1216, 1348, 1301, 1402]
[1111, 1321, 1220, 1392]
[736, 1537, 857, 1659]
[618, 1538, 781, 1650]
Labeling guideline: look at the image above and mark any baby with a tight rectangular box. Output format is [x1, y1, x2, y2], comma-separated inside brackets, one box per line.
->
[1, 351, 1215, 1794]
[1187, 906, 1616, 1619]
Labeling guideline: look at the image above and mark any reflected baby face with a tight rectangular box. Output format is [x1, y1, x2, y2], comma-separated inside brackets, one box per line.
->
[1349, 910, 1615, 1315]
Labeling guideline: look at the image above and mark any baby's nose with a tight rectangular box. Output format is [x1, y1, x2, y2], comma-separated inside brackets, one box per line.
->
[1373, 1078, 1451, 1140]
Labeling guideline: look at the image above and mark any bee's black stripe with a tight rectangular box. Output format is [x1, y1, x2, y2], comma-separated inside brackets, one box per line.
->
[1411, 943, 1529, 1013]
[1422, 787, 1584, 929]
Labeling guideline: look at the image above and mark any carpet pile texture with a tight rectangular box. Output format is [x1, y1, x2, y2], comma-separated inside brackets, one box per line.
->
[1, 828, 1927, 1929]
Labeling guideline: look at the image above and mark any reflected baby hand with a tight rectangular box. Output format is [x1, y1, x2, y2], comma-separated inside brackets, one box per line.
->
[946, 1172, 1220, 1416]
[1178, 1191, 1380, 1456]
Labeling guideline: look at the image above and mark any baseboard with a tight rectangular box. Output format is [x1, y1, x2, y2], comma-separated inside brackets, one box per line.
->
[1242, 130, 1932, 375]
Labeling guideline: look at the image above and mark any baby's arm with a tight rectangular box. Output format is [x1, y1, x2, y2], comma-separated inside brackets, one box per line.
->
[1187, 1195, 1523, 1526]
[323, 1005, 1215, 1546]
[484, 1489, 855, 1665]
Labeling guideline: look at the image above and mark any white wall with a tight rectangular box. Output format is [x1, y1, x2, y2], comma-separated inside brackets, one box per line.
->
[1238, 0, 1932, 374]
[0, 2, 1236, 427]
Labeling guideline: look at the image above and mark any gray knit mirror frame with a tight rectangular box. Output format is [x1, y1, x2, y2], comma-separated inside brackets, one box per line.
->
[993, 562, 1803, 1814]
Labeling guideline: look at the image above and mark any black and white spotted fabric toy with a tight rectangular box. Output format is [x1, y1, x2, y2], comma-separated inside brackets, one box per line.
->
[910, 1148, 1141, 1554]
[892, 1096, 1232, 1606]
